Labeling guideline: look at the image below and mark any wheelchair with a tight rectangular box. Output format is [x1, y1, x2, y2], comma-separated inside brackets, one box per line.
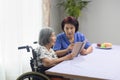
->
[17, 42, 50, 80]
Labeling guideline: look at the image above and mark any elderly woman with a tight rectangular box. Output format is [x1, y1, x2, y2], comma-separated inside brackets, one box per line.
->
[53, 16, 93, 57]
[35, 27, 73, 79]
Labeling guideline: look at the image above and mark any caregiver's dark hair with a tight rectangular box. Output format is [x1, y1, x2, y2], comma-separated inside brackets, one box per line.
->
[61, 16, 79, 32]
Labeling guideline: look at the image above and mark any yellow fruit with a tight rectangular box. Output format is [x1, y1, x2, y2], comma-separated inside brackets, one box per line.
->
[104, 43, 112, 48]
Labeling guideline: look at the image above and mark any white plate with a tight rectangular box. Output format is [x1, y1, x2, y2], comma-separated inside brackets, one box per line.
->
[96, 46, 112, 50]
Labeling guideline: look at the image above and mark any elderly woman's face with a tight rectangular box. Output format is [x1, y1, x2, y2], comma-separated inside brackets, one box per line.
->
[50, 32, 56, 46]
[64, 23, 75, 39]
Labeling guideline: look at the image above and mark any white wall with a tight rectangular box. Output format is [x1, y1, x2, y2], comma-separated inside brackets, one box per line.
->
[79, 0, 120, 45]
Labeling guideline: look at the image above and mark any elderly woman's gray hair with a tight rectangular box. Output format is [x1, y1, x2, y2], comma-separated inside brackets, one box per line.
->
[38, 27, 54, 46]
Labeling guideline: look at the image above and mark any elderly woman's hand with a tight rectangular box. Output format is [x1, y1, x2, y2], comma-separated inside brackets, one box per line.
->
[64, 53, 74, 60]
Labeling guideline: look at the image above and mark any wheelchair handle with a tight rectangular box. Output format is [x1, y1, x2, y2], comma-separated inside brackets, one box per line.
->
[18, 45, 32, 52]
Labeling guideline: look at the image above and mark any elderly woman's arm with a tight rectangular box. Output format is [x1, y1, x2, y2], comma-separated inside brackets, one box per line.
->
[41, 54, 73, 67]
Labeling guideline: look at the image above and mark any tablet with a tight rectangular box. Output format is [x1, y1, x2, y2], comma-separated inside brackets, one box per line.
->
[72, 41, 86, 57]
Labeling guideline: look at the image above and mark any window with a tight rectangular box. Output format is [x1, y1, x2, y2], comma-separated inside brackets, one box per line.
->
[0, 0, 43, 80]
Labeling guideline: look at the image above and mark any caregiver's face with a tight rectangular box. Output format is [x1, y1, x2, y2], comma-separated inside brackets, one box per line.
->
[64, 23, 75, 39]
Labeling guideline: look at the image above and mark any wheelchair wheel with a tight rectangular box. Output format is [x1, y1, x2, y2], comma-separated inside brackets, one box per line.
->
[16, 72, 50, 80]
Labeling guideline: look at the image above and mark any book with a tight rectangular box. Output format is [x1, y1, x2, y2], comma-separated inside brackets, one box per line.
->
[72, 41, 86, 57]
